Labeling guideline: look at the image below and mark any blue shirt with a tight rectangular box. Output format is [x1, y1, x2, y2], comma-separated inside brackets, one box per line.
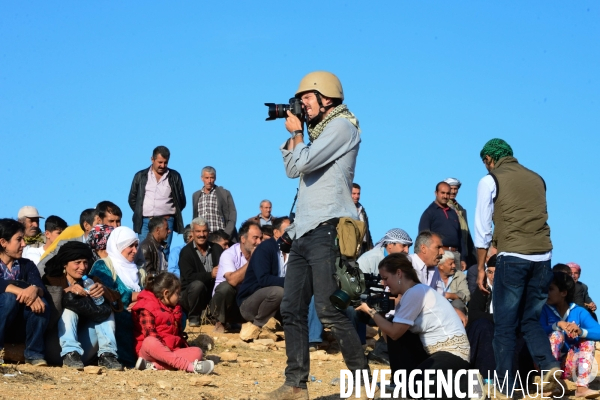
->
[167, 244, 185, 278]
[418, 201, 462, 254]
[280, 118, 360, 239]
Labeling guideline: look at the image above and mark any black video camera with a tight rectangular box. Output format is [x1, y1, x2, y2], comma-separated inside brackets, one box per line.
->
[265, 98, 304, 121]
[362, 273, 395, 315]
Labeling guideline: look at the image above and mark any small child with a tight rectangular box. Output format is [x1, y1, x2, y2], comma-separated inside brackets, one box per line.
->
[132, 272, 214, 374]
[540, 272, 600, 398]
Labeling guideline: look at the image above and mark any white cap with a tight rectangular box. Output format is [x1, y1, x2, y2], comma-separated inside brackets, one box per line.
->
[17, 206, 44, 220]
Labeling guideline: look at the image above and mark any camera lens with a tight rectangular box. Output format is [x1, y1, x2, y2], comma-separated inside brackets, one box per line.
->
[265, 103, 290, 121]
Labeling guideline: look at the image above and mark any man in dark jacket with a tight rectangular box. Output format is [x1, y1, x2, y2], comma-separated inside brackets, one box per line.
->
[178, 217, 224, 327]
[192, 166, 238, 242]
[236, 217, 290, 340]
[128, 146, 186, 259]
[135, 216, 170, 276]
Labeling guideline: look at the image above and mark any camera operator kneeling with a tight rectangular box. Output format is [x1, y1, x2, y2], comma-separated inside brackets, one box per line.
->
[356, 253, 473, 400]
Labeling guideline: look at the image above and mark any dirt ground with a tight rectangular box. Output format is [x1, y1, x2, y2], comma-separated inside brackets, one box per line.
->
[1, 324, 599, 399]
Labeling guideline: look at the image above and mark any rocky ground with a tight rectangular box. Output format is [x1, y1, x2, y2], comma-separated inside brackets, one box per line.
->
[1, 323, 599, 399]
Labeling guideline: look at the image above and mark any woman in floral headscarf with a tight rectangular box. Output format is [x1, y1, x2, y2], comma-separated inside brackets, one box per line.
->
[86, 225, 114, 261]
[89, 226, 145, 367]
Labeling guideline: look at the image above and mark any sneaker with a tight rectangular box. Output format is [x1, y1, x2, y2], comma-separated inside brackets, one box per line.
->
[134, 357, 156, 371]
[26, 358, 48, 367]
[62, 352, 83, 370]
[188, 315, 201, 327]
[192, 359, 214, 374]
[256, 384, 309, 400]
[98, 353, 123, 371]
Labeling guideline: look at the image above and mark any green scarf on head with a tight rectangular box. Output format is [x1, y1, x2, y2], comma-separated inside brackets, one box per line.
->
[307, 104, 360, 142]
[24, 233, 44, 245]
[480, 138, 513, 162]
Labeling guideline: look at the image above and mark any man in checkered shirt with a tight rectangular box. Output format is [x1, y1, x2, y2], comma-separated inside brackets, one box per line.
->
[192, 166, 238, 242]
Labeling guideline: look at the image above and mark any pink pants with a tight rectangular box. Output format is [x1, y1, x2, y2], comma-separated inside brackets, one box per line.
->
[548, 330, 596, 387]
[138, 336, 202, 372]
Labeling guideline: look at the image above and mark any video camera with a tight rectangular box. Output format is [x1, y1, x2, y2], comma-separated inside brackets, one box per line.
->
[362, 273, 395, 315]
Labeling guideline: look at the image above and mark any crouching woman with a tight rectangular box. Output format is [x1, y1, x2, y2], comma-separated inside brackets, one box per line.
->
[132, 272, 214, 374]
[0, 218, 50, 365]
[43, 241, 123, 370]
[355, 253, 473, 400]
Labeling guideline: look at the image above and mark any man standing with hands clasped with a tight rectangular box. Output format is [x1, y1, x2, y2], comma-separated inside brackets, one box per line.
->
[259, 72, 371, 400]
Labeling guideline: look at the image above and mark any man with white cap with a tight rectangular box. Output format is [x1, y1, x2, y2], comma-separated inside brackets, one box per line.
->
[17, 206, 45, 247]
[444, 177, 477, 268]
[357, 228, 413, 275]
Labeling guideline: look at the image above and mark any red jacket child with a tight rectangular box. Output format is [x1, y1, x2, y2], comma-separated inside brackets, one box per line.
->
[132, 289, 186, 355]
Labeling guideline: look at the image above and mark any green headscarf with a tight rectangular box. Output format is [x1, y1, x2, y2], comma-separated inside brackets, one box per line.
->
[480, 138, 513, 162]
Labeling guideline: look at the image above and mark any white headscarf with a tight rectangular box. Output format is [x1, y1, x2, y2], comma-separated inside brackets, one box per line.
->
[374, 228, 413, 248]
[106, 226, 141, 292]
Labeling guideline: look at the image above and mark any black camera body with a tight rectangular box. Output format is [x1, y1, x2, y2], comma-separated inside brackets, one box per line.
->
[265, 97, 304, 121]
[362, 273, 395, 315]
[277, 231, 293, 254]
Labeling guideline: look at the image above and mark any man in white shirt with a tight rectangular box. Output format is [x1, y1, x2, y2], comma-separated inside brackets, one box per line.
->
[475, 138, 560, 397]
[210, 221, 262, 333]
[409, 231, 444, 286]
[23, 215, 67, 266]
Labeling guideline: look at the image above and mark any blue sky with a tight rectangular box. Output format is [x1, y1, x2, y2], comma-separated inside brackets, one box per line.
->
[1, 2, 599, 299]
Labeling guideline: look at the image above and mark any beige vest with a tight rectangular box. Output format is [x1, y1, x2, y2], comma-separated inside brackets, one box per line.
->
[490, 156, 552, 254]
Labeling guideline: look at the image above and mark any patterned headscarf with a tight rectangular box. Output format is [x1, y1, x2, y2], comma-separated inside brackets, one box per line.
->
[480, 138, 513, 162]
[87, 224, 115, 251]
[566, 262, 581, 272]
[374, 228, 413, 248]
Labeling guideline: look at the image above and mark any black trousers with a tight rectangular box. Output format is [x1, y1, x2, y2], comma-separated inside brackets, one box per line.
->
[209, 282, 242, 324]
[387, 331, 470, 400]
[180, 280, 211, 318]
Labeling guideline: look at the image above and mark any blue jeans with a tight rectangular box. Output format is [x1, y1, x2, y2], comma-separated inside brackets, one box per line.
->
[139, 216, 174, 259]
[58, 309, 118, 363]
[308, 296, 323, 343]
[492, 255, 559, 393]
[281, 223, 368, 389]
[0, 292, 50, 360]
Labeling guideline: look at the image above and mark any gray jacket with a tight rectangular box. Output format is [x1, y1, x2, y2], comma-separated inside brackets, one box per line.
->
[280, 118, 360, 239]
[192, 186, 237, 241]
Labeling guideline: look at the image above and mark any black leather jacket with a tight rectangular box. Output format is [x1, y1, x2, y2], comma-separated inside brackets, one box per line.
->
[135, 235, 164, 276]
[129, 167, 186, 234]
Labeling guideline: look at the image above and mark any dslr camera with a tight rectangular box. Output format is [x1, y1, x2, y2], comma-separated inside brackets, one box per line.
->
[362, 273, 395, 315]
[265, 98, 304, 121]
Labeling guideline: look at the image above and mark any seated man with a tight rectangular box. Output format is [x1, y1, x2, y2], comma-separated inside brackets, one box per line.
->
[208, 229, 230, 252]
[236, 217, 290, 340]
[210, 221, 262, 333]
[430, 250, 470, 314]
[357, 228, 413, 275]
[568, 262, 597, 319]
[178, 218, 224, 327]
[94, 201, 122, 228]
[135, 216, 170, 275]
[78, 208, 97, 242]
[167, 224, 193, 278]
[23, 215, 67, 266]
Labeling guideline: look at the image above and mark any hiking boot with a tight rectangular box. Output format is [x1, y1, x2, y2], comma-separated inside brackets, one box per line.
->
[188, 315, 201, 327]
[256, 384, 309, 400]
[134, 357, 156, 370]
[192, 359, 214, 374]
[99, 353, 123, 371]
[62, 352, 83, 370]
[542, 367, 565, 395]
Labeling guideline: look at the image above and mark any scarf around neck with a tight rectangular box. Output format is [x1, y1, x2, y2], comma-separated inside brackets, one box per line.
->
[24, 233, 44, 245]
[307, 104, 360, 142]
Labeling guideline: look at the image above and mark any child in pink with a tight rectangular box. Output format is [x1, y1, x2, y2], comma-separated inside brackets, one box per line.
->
[132, 272, 213, 374]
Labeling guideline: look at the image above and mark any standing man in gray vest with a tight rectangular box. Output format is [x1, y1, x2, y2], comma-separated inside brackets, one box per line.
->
[475, 139, 561, 398]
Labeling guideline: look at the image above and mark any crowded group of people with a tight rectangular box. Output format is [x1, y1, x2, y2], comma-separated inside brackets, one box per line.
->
[1, 70, 597, 400]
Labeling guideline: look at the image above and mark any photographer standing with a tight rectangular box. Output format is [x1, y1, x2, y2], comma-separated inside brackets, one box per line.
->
[259, 72, 369, 400]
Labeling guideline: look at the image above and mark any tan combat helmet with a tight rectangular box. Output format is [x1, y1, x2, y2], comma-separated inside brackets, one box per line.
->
[295, 71, 344, 100]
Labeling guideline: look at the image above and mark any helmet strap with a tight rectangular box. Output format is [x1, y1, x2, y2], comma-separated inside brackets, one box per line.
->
[309, 91, 335, 126]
